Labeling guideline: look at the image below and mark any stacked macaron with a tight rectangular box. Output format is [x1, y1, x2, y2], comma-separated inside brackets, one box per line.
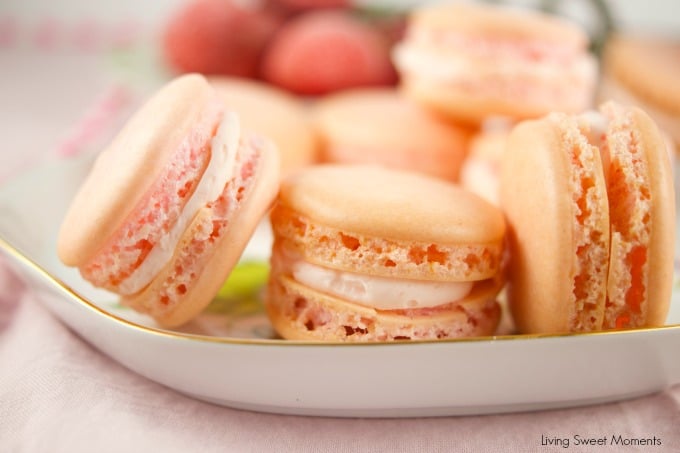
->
[501, 102, 675, 334]
[266, 165, 506, 341]
[58, 74, 280, 327]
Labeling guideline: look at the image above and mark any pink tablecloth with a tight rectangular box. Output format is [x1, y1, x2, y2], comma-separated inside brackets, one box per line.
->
[1, 42, 679, 453]
[1, 268, 679, 452]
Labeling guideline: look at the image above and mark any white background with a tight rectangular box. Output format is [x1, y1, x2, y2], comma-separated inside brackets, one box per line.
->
[1, 0, 679, 35]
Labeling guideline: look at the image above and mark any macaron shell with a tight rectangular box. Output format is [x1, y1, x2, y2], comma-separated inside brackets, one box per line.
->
[270, 207, 504, 283]
[266, 273, 501, 341]
[313, 89, 469, 180]
[279, 165, 505, 245]
[400, 74, 588, 125]
[409, 2, 588, 49]
[58, 74, 217, 266]
[635, 108, 675, 326]
[208, 76, 319, 176]
[603, 35, 680, 117]
[123, 140, 280, 327]
[500, 116, 610, 333]
[605, 105, 675, 327]
[598, 74, 680, 150]
[460, 129, 508, 205]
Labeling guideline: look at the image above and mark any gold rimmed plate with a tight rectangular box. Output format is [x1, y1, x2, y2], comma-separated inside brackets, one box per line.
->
[1, 154, 679, 417]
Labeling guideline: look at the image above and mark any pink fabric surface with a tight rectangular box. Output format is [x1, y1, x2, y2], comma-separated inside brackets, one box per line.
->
[0, 268, 679, 452]
[1, 44, 680, 453]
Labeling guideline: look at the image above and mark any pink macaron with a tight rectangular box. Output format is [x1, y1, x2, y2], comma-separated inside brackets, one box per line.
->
[313, 88, 470, 181]
[393, 2, 598, 124]
[57, 74, 280, 327]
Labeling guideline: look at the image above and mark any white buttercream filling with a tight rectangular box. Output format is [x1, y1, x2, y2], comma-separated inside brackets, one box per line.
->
[118, 112, 241, 295]
[291, 259, 474, 310]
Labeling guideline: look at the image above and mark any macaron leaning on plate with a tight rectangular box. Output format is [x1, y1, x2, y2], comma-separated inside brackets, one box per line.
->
[266, 165, 506, 341]
[392, 2, 598, 124]
[313, 88, 470, 181]
[57, 74, 280, 327]
[501, 102, 675, 334]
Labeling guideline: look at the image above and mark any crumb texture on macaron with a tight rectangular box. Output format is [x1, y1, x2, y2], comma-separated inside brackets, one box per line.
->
[601, 102, 652, 329]
[548, 111, 609, 331]
[266, 164, 506, 341]
[501, 102, 674, 334]
[271, 206, 503, 282]
[57, 74, 281, 328]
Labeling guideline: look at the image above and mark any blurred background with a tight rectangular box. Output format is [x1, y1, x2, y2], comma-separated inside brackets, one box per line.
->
[0, 0, 678, 182]
[2, 0, 679, 33]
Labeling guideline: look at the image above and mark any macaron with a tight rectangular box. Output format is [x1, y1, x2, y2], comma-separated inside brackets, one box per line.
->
[209, 76, 319, 178]
[500, 102, 675, 334]
[57, 74, 280, 327]
[313, 89, 470, 181]
[392, 2, 598, 124]
[459, 124, 510, 205]
[266, 165, 506, 341]
[599, 33, 680, 151]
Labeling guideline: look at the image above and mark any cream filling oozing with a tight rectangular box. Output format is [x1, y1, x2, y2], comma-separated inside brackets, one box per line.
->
[118, 112, 241, 295]
[291, 259, 474, 310]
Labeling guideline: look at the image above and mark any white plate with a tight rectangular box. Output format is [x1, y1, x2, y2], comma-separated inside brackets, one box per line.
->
[1, 154, 680, 418]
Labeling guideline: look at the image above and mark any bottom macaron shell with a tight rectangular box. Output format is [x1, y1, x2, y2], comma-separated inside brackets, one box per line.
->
[122, 140, 279, 327]
[265, 274, 501, 342]
[401, 76, 578, 125]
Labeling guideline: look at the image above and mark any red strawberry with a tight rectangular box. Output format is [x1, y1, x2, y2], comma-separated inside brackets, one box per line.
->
[163, 0, 283, 78]
[260, 11, 397, 95]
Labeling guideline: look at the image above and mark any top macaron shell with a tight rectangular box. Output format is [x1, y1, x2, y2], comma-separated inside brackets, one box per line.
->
[279, 164, 505, 245]
[275, 164, 506, 285]
[58, 74, 215, 267]
[409, 2, 588, 47]
[313, 89, 469, 180]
